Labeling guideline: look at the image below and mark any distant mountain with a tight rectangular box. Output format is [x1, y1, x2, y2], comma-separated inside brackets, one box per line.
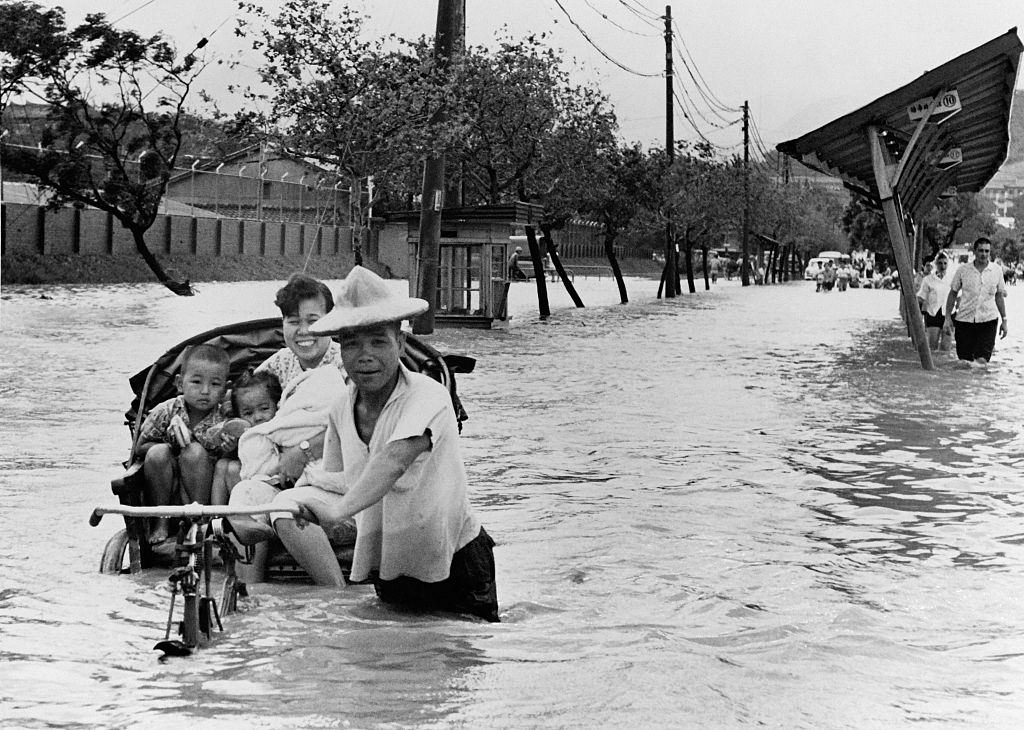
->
[1007, 89, 1024, 165]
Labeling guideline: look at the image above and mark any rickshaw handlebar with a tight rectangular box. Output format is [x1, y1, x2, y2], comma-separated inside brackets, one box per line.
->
[89, 502, 304, 527]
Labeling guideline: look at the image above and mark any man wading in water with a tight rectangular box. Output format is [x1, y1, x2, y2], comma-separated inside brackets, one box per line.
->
[944, 237, 1008, 366]
[270, 266, 500, 622]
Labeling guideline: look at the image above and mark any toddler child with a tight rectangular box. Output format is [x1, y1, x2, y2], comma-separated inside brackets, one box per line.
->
[210, 370, 282, 505]
[134, 343, 230, 544]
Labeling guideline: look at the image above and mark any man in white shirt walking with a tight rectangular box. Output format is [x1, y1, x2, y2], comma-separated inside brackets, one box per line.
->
[944, 237, 1008, 365]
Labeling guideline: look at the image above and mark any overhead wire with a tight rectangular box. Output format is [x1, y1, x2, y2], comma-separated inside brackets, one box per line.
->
[672, 74, 736, 131]
[110, 0, 160, 24]
[583, 0, 658, 37]
[619, 0, 661, 21]
[550, 0, 661, 77]
[671, 39, 735, 123]
[672, 20, 740, 113]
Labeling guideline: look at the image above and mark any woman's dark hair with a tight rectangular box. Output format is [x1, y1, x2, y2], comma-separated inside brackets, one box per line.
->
[274, 273, 334, 317]
[231, 369, 283, 413]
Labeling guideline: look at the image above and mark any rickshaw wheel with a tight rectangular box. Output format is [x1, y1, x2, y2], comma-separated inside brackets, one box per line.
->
[100, 529, 131, 574]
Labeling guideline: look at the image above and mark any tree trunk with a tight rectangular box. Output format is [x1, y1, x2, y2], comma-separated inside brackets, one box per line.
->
[524, 225, 550, 319]
[603, 229, 628, 304]
[674, 242, 683, 295]
[684, 231, 696, 294]
[702, 246, 710, 290]
[130, 227, 193, 296]
[540, 225, 584, 308]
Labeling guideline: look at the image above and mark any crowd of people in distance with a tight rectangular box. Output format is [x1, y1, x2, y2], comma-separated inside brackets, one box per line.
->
[808, 258, 903, 292]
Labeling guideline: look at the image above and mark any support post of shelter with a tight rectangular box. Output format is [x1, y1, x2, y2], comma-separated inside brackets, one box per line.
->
[867, 125, 934, 370]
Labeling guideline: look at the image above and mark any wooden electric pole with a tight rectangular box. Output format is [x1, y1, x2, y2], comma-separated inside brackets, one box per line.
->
[662, 4, 677, 298]
[741, 100, 750, 286]
[413, 0, 464, 334]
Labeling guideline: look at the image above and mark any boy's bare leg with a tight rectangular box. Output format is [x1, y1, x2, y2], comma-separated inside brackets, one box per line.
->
[143, 444, 175, 543]
[211, 459, 230, 506]
[178, 442, 215, 504]
[226, 461, 241, 495]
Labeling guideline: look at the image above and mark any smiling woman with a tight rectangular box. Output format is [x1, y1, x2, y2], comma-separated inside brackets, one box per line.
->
[224, 272, 350, 580]
[257, 273, 345, 388]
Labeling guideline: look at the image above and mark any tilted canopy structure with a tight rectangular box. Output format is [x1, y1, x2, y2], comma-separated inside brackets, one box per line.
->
[777, 29, 1022, 369]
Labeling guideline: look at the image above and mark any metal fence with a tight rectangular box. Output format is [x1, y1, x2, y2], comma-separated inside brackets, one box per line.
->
[166, 167, 354, 226]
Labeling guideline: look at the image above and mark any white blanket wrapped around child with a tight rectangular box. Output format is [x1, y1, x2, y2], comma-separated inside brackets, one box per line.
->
[237, 366, 347, 492]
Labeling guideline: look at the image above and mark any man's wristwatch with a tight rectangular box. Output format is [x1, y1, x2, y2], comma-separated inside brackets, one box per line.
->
[299, 440, 312, 460]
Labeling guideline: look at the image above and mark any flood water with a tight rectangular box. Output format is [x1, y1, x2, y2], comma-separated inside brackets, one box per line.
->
[3, 273, 1024, 728]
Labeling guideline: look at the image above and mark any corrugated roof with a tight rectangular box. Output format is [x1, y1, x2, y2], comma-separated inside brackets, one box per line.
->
[778, 29, 1022, 219]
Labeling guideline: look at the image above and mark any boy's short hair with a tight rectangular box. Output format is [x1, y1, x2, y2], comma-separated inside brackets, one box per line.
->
[181, 343, 230, 376]
[274, 273, 334, 317]
[974, 237, 992, 249]
[231, 369, 282, 413]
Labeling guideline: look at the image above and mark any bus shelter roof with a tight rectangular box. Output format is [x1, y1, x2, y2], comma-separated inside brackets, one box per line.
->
[777, 29, 1022, 216]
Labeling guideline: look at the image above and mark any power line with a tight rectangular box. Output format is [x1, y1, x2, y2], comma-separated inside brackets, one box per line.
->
[550, 0, 661, 77]
[672, 20, 740, 113]
[619, 0, 662, 21]
[110, 0, 160, 24]
[671, 39, 736, 122]
[583, 0, 658, 37]
[672, 73, 737, 130]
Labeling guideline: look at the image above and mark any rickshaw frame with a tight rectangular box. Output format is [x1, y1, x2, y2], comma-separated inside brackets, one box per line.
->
[98, 316, 473, 576]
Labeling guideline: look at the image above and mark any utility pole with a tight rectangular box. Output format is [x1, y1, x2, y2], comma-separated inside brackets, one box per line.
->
[413, 0, 464, 334]
[741, 100, 750, 286]
[663, 4, 676, 297]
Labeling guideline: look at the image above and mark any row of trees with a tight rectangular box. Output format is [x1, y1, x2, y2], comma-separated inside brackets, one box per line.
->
[0, 0, 933, 295]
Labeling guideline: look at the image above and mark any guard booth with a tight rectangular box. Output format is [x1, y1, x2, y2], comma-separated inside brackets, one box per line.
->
[777, 29, 1022, 369]
[393, 202, 546, 328]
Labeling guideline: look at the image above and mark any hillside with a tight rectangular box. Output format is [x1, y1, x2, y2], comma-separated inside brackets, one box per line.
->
[1008, 89, 1024, 164]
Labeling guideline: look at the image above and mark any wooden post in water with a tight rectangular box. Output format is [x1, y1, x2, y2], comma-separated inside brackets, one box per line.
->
[413, 0, 464, 334]
[524, 225, 550, 319]
[540, 228, 584, 308]
[867, 125, 933, 370]
[604, 234, 629, 303]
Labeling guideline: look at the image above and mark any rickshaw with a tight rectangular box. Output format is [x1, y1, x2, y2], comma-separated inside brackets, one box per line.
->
[90, 317, 473, 653]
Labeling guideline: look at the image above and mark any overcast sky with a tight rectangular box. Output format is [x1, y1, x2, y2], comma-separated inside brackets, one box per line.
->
[46, 0, 1024, 157]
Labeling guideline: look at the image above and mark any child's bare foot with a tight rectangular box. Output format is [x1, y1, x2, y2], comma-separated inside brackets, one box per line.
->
[149, 518, 171, 545]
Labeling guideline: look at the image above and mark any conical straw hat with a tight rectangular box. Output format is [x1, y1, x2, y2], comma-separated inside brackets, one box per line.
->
[309, 266, 428, 334]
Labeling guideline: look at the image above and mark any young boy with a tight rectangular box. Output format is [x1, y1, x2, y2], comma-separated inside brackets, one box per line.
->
[272, 266, 500, 622]
[134, 343, 231, 543]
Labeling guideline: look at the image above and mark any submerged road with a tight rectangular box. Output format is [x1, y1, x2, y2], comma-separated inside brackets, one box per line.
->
[2, 276, 1024, 727]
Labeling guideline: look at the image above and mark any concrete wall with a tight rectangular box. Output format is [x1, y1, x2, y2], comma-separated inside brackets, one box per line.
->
[1, 202, 359, 266]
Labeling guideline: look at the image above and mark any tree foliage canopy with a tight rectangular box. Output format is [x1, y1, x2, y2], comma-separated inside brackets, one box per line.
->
[0, 0, 203, 293]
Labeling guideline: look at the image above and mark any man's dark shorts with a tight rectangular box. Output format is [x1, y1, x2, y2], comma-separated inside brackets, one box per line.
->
[923, 310, 945, 328]
[953, 318, 998, 361]
[372, 528, 499, 622]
